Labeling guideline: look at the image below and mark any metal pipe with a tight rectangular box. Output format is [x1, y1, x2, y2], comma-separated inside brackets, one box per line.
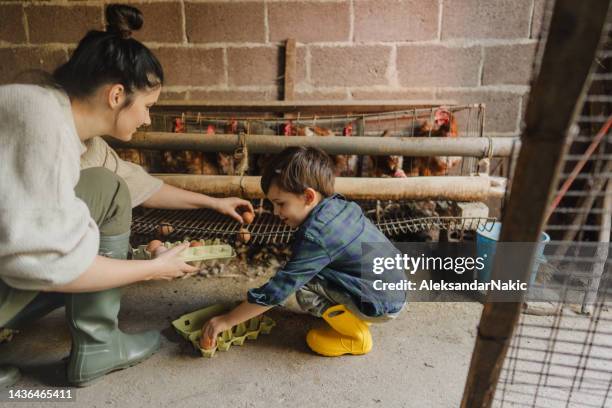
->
[109, 132, 519, 157]
[153, 174, 503, 201]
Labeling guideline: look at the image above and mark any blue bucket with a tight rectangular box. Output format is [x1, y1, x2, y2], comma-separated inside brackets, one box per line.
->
[476, 222, 550, 285]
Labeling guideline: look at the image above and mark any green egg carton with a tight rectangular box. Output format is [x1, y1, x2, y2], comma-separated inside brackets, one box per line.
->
[132, 238, 236, 267]
[171, 304, 276, 358]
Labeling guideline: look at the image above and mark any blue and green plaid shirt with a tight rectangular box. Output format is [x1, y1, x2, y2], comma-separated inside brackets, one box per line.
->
[247, 193, 407, 317]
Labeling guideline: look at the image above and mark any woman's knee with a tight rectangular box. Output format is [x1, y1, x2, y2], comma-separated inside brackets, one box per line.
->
[75, 167, 132, 236]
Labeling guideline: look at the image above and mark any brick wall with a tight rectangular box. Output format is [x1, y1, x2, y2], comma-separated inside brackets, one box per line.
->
[0, 0, 546, 136]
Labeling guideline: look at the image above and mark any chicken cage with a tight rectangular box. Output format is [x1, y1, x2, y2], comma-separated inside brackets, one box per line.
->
[107, 102, 516, 249]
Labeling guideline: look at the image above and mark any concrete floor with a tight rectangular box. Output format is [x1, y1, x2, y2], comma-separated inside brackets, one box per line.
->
[0, 274, 485, 408]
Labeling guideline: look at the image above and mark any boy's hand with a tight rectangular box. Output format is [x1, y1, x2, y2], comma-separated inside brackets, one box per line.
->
[200, 315, 232, 349]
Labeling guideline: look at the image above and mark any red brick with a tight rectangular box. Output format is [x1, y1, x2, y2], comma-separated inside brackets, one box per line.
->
[310, 45, 391, 87]
[0, 4, 26, 43]
[397, 45, 481, 87]
[354, 0, 438, 42]
[27, 5, 102, 44]
[269, 1, 350, 43]
[154, 47, 224, 87]
[185, 2, 265, 43]
[441, 0, 532, 39]
[482, 44, 537, 85]
[189, 89, 277, 101]
[435, 89, 522, 133]
[0, 47, 67, 84]
[130, 1, 183, 43]
[227, 47, 280, 86]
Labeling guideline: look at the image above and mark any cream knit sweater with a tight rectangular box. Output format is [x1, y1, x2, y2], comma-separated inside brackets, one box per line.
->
[0, 84, 101, 290]
[1, 85, 167, 294]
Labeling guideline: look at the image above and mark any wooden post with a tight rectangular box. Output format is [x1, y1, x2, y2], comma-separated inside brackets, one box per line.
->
[460, 1, 612, 407]
[284, 39, 297, 101]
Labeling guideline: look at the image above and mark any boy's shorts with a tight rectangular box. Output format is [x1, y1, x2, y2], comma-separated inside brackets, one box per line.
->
[286, 275, 405, 323]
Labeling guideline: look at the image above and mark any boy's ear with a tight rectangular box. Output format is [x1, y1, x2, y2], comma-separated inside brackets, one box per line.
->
[304, 188, 317, 205]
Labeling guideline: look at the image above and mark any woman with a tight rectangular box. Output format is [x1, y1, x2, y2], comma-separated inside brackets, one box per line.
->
[0, 4, 252, 387]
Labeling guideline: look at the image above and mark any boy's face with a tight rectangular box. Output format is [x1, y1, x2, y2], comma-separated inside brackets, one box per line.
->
[267, 183, 321, 228]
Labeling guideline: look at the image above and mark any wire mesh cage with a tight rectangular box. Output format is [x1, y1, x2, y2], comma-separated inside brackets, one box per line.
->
[493, 5, 612, 407]
[130, 199, 497, 246]
[115, 104, 487, 178]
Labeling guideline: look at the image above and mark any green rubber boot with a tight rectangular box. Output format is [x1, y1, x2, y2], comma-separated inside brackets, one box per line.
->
[0, 287, 65, 390]
[0, 365, 20, 388]
[65, 232, 160, 387]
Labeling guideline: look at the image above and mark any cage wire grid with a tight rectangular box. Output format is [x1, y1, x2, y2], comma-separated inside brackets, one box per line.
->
[128, 103, 487, 178]
[128, 101, 496, 246]
[493, 4, 612, 407]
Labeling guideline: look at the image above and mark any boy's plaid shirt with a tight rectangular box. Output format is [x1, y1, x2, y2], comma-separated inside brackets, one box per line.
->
[247, 193, 407, 317]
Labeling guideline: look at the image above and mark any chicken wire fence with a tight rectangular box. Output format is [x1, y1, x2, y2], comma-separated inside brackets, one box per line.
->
[122, 102, 499, 246]
[117, 103, 487, 178]
[493, 4, 612, 407]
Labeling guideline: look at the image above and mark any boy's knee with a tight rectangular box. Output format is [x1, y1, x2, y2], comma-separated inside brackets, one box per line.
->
[75, 167, 132, 235]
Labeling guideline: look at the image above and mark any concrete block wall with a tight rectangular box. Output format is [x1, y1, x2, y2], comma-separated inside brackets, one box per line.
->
[0, 0, 546, 136]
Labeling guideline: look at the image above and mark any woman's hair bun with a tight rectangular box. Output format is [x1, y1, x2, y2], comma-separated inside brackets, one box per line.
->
[105, 4, 143, 39]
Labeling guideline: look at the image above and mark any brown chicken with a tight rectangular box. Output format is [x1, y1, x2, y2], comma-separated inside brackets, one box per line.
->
[160, 117, 220, 175]
[255, 122, 357, 176]
[404, 107, 461, 176]
[294, 124, 358, 177]
[364, 129, 407, 178]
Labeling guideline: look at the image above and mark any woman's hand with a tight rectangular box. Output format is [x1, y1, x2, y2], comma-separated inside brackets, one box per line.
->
[149, 243, 199, 280]
[200, 315, 233, 349]
[212, 197, 254, 223]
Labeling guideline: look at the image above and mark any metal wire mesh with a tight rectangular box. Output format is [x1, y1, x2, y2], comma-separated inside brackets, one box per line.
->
[493, 5, 612, 407]
[130, 200, 497, 246]
[119, 104, 486, 177]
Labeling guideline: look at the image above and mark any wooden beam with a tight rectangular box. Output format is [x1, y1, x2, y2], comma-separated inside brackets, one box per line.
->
[151, 99, 457, 114]
[108, 132, 519, 157]
[284, 39, 296, 101]
[460, 1, 612, 407]
[153, 175, 501, 201]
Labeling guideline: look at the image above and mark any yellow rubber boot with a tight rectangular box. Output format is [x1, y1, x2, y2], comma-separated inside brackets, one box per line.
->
[306, 304, 372, 357]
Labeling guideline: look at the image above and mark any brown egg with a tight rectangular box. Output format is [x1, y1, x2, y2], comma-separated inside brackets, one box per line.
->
[190, 240, 204, 247]
[157, 223, 174, 237]
[200, 335, 214, 350]
[236, 227, 251, 243]
[146, 240, 163, 253]
[242, 210, 255, 225]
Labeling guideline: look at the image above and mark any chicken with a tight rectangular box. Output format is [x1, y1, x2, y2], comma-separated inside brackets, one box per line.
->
[160, 117, 220, 175]
[292, 123, 358, 176]
[404, 107, 462, 176]
[364, 130, 407, 178]
[115, 148, 142, 166]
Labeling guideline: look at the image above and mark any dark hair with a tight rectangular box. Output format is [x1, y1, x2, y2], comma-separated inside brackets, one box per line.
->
[52, 4, 163, 101]
[261, 146, 335, 197]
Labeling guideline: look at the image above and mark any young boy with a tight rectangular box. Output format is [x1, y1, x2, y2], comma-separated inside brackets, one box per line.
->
[200, 146, 407, 356]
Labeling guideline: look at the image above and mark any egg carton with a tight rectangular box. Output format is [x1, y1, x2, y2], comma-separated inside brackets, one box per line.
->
[131, 238, 236, 268]
[172, 303, 276, 358]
